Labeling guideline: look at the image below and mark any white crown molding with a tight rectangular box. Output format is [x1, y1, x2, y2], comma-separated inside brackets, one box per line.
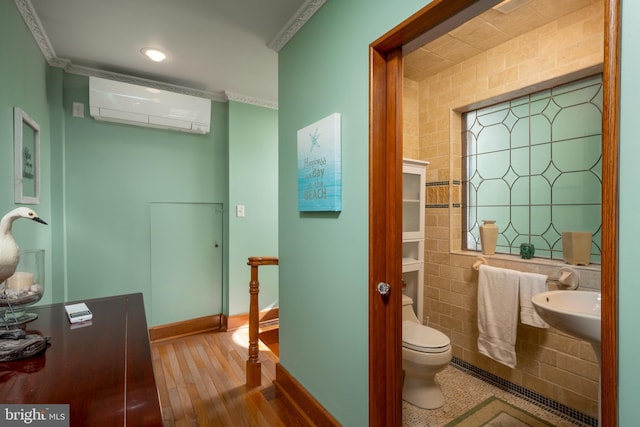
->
[225, 92, 278, 110]
[268, 0, 327, 52]
[14, 0, 69, 68]
[14, 0, 278, 108]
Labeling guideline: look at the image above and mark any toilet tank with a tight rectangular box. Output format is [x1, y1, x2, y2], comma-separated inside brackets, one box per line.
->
[402, 294, 419, 323]
[402, 294, 413, 306]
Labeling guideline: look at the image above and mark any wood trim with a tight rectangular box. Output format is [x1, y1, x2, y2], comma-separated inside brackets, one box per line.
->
[148, 313, 223, 343]
[371, 0, 487, 54]
[148, 307, 280, 342]
[369, 0, 619, 425]
[369, 45, 404, 427]
[601, 0, 620, 425]
[369, 2, 484, 425]
[274, 363, 341, 427]
[227, 307, 280, 330]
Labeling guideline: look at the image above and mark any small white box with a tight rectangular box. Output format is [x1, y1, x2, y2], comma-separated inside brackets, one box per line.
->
[65, 302, 93, 324]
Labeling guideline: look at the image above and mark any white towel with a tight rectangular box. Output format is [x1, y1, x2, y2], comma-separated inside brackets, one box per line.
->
[519, 271, 549, 328]
[477, 264, 520, 368]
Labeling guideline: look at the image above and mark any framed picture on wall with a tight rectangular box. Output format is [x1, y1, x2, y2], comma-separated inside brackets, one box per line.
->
[14, 107, 40, 205]
[297, 113, 342, 212]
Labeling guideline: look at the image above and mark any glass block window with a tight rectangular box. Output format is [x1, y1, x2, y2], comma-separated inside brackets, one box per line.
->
[463, 74, 602, 262]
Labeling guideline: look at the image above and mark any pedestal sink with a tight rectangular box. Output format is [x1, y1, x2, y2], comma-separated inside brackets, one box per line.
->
[532, 290, 601, 425]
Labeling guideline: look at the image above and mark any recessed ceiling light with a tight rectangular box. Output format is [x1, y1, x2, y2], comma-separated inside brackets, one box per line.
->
[141, 48, 167, 63]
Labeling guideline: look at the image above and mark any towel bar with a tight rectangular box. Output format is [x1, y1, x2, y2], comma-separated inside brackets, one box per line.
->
[471, 257, 579, 289]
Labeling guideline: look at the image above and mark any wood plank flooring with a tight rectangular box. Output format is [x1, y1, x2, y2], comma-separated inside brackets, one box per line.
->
[153, 325, 587, 427]
[152, 326, 302, 427]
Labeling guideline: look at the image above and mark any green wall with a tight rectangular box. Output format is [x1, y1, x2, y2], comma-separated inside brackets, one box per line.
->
[228, 101, 279, 316]
[0, 1, 53, 304]
[61, 78, 279, 322]
[279, 0, 640, 424]
[618, 1, 640, 424]
[277, 1, 427, 425]
[61, 73, 228, 322]
[6, 0, 640, 423]
[3, 2, 280, 327]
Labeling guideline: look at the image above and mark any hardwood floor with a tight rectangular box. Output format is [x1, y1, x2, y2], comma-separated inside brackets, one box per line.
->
[152, 326, 585, 426]
[152, 326, 302, 426]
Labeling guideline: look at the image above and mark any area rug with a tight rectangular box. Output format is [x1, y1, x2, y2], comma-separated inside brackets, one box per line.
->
[444, 396, 554, 427]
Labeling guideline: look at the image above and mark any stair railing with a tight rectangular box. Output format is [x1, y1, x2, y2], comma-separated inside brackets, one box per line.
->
[246, 256, 279, 388]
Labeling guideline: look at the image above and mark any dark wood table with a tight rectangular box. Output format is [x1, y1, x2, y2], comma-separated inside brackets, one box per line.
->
[0, 293, 162, 426]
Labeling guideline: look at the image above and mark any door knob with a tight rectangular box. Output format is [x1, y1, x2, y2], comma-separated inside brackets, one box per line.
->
[377, 282, 391, 296]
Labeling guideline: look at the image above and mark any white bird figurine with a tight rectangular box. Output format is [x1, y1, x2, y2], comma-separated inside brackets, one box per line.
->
[0, 207, 47, 285]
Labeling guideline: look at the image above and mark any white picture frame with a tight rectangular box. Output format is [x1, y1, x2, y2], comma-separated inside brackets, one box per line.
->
[14, 107, 40, 205]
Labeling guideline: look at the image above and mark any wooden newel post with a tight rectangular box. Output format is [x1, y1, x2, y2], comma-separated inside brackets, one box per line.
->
[246, 256, 279, 388]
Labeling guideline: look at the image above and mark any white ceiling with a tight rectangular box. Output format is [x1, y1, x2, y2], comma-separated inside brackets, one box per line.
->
[20, 0, 598, 108]
[20, 0, 325, 107]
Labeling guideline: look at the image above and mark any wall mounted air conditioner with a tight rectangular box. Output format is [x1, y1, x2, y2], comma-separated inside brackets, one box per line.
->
[89, 76, 211, 134]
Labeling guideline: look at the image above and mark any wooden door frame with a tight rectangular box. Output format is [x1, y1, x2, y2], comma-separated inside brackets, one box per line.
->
[368, 0, 620, 425]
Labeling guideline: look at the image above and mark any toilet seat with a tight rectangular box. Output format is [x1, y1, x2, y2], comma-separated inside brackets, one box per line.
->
[402, 321, 450, 353]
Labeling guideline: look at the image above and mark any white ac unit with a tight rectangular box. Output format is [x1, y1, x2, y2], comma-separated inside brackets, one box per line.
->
[89, 76, 211, 134]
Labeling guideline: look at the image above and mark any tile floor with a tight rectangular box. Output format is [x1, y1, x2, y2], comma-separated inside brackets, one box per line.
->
[402, 365, 588, 426]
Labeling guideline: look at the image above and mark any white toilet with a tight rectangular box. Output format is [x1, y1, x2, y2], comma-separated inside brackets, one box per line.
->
[402, 294, 452, 409]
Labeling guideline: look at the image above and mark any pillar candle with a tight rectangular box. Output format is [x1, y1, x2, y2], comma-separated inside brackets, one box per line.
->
[6, 272, 34, 292]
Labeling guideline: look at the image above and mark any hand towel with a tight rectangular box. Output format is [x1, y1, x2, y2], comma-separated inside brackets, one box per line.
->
[519, 271, 549, 328]
[477, 264, 520, 368]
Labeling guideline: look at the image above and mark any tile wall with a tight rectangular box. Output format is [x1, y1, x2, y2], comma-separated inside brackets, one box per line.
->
[403, 2, 603, 418]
